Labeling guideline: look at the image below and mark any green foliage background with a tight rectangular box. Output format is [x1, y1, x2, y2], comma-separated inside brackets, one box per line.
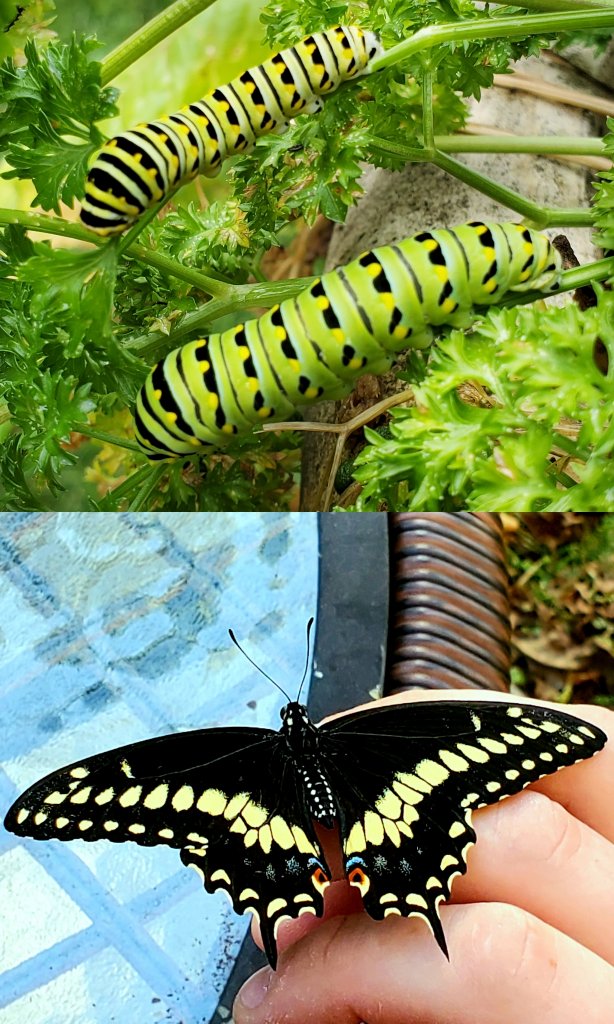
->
[0, 0, 613, 510]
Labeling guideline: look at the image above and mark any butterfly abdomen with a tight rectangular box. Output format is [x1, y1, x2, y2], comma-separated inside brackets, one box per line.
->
[79, 26, 381, 236]
[134, 220, 563, 460]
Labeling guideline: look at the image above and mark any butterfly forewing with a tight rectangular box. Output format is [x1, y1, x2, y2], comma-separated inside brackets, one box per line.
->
[320, 701, 607, 955]
[4, 724, 331, 968]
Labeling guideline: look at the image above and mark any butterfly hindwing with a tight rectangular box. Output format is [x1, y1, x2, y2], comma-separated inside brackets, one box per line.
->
[321, 701, 606, 954]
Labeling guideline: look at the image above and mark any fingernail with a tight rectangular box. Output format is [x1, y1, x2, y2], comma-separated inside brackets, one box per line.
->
[236, 966, 272, 1011]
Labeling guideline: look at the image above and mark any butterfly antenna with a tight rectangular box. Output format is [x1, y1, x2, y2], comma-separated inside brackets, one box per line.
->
[295, 616, 315, 704]
[228, 629, 292, 702]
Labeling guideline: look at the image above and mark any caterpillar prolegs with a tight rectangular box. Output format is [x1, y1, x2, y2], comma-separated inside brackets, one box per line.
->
[133, 221, 563, 461]
[80, 25, 382, 235]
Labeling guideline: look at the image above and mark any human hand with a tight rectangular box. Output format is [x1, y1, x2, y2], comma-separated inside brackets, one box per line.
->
[233, 692, 614, 1024]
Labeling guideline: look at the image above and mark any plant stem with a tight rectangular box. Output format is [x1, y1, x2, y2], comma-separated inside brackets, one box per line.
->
[0, 208, 229, 296]
[370, 9, 614, 72]
[101, 0, 218, 85]
[77, 427, 142, 453]
[433, 151, 548, 222]
[434, 136, 605, 156]
[127, 463, 169, 511]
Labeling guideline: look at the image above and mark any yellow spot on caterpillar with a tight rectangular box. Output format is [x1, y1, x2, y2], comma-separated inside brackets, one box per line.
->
[416, 759, 449, 786]
[55, 817, 69, 828]
[128, 823, 146, 834]
[34, 811, 48, 825]
[305, 386, 320, 399]
[288, 359, 300, 373]
[315, 296, 329, 310]
[103, 821, 119, 831]
[199, 360, 210, 373]
[154, 389, 162, 401]
[275, 327, 286, 341]
[331, 328, 345, 343]
[144, 784, 168, 810]
[119, 786, 142, 808]
[222, 424, 235, 435]
[195, 788, 224, 815]
[380, 293, 395, 311]
[434, 265, 448, 282]
[366, 263, 381, 277]
[247, 379, 259, 393]
[393, 324, 410, 340]
[257, 407, 272, 419]
[449, 821, 465, 839]
[166, 412, 177, 425]
[172, 785, 195, 812]
[95, 788, 114, 805]
[349, 357, 364, 371]
[78, 820, 93, 831]
[208, 394, 219, 410]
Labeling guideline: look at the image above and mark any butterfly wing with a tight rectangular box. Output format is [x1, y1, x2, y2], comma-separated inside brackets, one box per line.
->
[320, 701, 607, 955]
[4, 726, 331, 967]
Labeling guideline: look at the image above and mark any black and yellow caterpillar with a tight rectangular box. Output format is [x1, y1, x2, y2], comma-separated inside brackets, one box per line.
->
[134, 221, 563, 460]
[80, 25, 382, 235]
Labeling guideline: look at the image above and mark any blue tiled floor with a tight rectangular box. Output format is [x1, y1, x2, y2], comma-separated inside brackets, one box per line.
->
[0, 513, 318, 1024]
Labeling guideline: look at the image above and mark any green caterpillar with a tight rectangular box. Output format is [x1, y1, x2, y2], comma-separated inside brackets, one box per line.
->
[134, 221, 563, 461]
[80, 25, 381, 235]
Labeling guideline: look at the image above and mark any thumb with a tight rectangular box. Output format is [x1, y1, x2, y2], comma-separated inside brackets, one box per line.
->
[233, 903, 613, 1024]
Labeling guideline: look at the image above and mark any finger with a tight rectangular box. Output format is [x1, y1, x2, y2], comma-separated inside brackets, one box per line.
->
[322, 692, 614, 841]
[453, 789, 614, 965]
[234, 902, 614, 1024]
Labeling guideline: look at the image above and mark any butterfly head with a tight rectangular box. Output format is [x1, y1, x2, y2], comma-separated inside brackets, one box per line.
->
[280, 701, 318, 754]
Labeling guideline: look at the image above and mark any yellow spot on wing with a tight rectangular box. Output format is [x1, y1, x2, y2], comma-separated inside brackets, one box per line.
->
[119, 785, 142, 807]
[172, 785, 195, 811]
[144, 784, 168, 809]
[416, 759, 449, 786]
[242, 802, 267, 828]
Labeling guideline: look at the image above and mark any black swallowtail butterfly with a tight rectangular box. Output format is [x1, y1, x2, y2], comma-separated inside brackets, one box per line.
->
[4, 696, 605, 968]
[80, 25, 382, 235]
[134, 221, 563, 461]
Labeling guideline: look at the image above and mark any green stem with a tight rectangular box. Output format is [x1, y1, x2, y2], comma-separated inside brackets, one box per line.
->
[434, 136, 606, 156]
[370, 9, 614, 72]
[499, 256, 614, 307]
[96, 464, 153, 505]
[101, 0, 218, 85]
[77, 426, 142, 453]
[422, 66, 434, 151]
[126, 275, 317, 360]
[432, 151, 547, 222]
[127, 462, 169, 511]
[0, 208, 229, 296]
[499, 0, 614, 10]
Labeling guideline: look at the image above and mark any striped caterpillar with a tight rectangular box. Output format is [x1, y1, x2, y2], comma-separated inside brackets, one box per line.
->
[80, 25, 382, 235]
[133, 221, 563, 460]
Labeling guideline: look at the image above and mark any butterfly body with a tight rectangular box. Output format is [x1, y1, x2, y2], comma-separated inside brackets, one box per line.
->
[4, 698, 606, 968]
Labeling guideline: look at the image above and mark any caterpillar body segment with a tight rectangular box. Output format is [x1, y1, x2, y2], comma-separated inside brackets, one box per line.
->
[80, 26, 382, 235]
[133, 221, 563, 461]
